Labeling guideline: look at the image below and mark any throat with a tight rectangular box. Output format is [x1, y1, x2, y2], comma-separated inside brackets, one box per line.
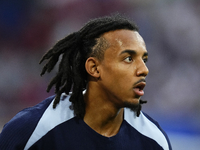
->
[83, 108, 124, 137]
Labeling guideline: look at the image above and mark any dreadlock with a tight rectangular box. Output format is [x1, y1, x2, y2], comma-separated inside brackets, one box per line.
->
[40, 14, 146, 118]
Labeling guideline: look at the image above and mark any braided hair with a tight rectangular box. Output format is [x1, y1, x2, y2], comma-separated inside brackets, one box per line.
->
[40, 14, 146, 118]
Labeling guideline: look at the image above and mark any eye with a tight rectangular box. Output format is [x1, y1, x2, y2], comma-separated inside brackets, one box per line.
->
[143, 58, 148, 63]
[124, 56, 133, 63]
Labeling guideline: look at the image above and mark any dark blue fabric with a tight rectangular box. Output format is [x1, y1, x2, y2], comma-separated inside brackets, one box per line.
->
[29, 117, 164, 150]
[0, 95, 171, 150]
[0, 95, 55, 150]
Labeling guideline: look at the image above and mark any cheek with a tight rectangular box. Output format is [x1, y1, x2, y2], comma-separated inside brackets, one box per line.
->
[100, 64, 120, 85]
[114, 65, 137, 89]
[106, 66, 131, 86]
[100, 61, 137, 85]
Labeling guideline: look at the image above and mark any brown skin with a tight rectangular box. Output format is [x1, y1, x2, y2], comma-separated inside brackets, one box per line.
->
[84, 29, 149, 137]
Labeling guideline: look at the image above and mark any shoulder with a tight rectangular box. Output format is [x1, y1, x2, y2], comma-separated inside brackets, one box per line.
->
[141, 112, 172, 150]
[0, 95, 55, 150]
[29, 117, 80, 150]
[124, 108, 172, 150]
[24, 93, 74, 150]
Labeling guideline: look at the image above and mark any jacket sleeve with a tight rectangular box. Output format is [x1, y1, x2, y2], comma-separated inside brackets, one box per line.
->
[0, 107, 42, 150]
[0, 96, 54, 150]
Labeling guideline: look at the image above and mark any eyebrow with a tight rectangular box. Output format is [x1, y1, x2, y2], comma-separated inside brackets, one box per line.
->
[143, 52, 148, 57]
[120, 49, 148, 57]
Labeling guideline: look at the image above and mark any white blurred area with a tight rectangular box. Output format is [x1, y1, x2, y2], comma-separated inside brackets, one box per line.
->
[0, 0, 200, 149]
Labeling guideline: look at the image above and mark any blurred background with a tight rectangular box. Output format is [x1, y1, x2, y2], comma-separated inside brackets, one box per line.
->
[0, 0, 200, 149]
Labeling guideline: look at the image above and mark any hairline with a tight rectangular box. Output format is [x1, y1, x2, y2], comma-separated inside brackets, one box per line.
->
[90, 35, 110, 61]
[91, 29, 137, 61]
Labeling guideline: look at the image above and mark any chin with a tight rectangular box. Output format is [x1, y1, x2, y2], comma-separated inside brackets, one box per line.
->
[124, 100, 140, 110]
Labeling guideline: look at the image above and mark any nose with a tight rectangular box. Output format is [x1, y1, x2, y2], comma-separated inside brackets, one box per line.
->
[136, 61, 149, 77]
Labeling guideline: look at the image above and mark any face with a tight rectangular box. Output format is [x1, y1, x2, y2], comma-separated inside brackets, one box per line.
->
[97, 29, 149, 109]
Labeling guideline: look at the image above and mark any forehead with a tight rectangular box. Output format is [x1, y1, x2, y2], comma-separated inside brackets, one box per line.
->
[102, 29, 146, 54]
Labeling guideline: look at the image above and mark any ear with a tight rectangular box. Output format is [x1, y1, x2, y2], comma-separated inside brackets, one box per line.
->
[85, 57, 100, 78]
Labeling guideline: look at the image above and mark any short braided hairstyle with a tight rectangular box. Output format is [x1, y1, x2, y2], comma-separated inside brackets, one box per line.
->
[40, 14, 145, 118]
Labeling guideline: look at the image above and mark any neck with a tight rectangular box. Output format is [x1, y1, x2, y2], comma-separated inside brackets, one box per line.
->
[83, 85, 124, 137]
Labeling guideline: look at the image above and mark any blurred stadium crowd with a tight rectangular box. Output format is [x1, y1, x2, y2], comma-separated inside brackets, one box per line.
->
[0, 0, 200, 149]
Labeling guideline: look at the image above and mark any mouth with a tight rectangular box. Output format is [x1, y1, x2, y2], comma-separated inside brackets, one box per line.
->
[133, 80, 146, 96]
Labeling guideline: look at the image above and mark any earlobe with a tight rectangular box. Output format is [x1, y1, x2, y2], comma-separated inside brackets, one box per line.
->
[85, 57, 100, 78]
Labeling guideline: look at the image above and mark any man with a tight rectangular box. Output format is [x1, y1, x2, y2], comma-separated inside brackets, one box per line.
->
[0, 14, 172, 150]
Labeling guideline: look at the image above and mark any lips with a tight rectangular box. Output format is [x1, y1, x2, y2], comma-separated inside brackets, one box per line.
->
[133, 81, 146, 96]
